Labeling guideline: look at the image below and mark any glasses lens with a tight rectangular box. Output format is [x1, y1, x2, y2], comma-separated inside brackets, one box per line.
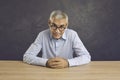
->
[50, 23, 66, 31]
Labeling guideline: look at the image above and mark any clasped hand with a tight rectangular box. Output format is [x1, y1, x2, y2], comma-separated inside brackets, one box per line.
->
[46, 57, 69, 69]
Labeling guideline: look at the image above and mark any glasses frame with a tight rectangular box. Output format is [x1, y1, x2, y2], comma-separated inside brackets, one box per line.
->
[50, 23, 66, 31]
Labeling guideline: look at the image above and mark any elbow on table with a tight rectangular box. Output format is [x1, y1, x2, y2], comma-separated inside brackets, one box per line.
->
[87, 55, 91, 64]
[23, 54, 32, 64]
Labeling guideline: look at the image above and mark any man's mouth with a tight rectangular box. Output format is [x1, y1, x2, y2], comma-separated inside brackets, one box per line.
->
[55, 34, 60, 36]
[54, 33, 60, 35]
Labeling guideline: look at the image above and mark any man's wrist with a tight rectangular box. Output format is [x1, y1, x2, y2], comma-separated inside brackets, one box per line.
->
[64, 59, 69, 67]
[46, 60, 49, 67]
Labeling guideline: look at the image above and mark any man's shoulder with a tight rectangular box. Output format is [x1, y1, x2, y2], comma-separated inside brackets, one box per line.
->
[37, 29, 50, 38]
[65, 29, 78, 40]
[66, 29, 77, 35]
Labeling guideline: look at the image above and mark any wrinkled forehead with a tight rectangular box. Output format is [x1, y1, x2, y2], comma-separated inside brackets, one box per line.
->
[50, 18, 68, 25]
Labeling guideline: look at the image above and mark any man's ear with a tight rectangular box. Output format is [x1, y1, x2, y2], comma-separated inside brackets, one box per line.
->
[48, 20, 51, 27]
[48, 20, 51, 24]
[66, 22, 68, 28]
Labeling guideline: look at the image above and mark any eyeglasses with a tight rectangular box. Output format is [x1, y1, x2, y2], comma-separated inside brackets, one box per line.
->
[50, 23, 66, 31]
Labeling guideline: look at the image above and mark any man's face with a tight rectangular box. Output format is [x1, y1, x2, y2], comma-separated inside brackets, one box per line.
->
[49, 18, 68, 39]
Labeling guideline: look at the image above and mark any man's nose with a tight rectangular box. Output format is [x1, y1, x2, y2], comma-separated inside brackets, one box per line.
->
[55, 28, 60, 33]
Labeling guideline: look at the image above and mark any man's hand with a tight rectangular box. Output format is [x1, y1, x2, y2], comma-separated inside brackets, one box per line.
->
[46, 57, 69, 69]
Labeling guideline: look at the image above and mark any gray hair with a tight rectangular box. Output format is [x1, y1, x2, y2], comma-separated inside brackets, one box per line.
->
[49, 10, 68, 22]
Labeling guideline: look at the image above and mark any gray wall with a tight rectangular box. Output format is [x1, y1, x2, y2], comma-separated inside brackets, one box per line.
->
[0, 0, 120, 60]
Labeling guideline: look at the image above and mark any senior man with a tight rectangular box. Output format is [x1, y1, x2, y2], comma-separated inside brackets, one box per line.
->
[23, 10, 91, 69]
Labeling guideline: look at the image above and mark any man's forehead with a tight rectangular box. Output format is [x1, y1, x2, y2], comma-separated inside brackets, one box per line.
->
[51, 18, 67, 24]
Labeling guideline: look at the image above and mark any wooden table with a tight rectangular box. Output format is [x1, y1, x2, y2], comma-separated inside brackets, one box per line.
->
[0, 61, 120, 80]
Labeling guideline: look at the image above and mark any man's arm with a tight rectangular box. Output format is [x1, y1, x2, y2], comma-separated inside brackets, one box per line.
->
[23, 33, 48, 66]
[68, 32, 91, 67]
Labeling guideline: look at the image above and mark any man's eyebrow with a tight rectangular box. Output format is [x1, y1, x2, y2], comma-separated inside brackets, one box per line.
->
[52, 23, 65, 26]
[60, 25, 65, 27]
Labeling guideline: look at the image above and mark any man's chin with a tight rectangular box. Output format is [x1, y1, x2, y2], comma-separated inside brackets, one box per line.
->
[53, 36, 61, 39]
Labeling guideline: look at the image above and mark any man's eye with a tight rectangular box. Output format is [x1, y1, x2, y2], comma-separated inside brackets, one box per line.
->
[59, 27, 64, 30]
[60, 25, 65, 28]
[60, 25, 64, 27]
[52, 26, 56, 29]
